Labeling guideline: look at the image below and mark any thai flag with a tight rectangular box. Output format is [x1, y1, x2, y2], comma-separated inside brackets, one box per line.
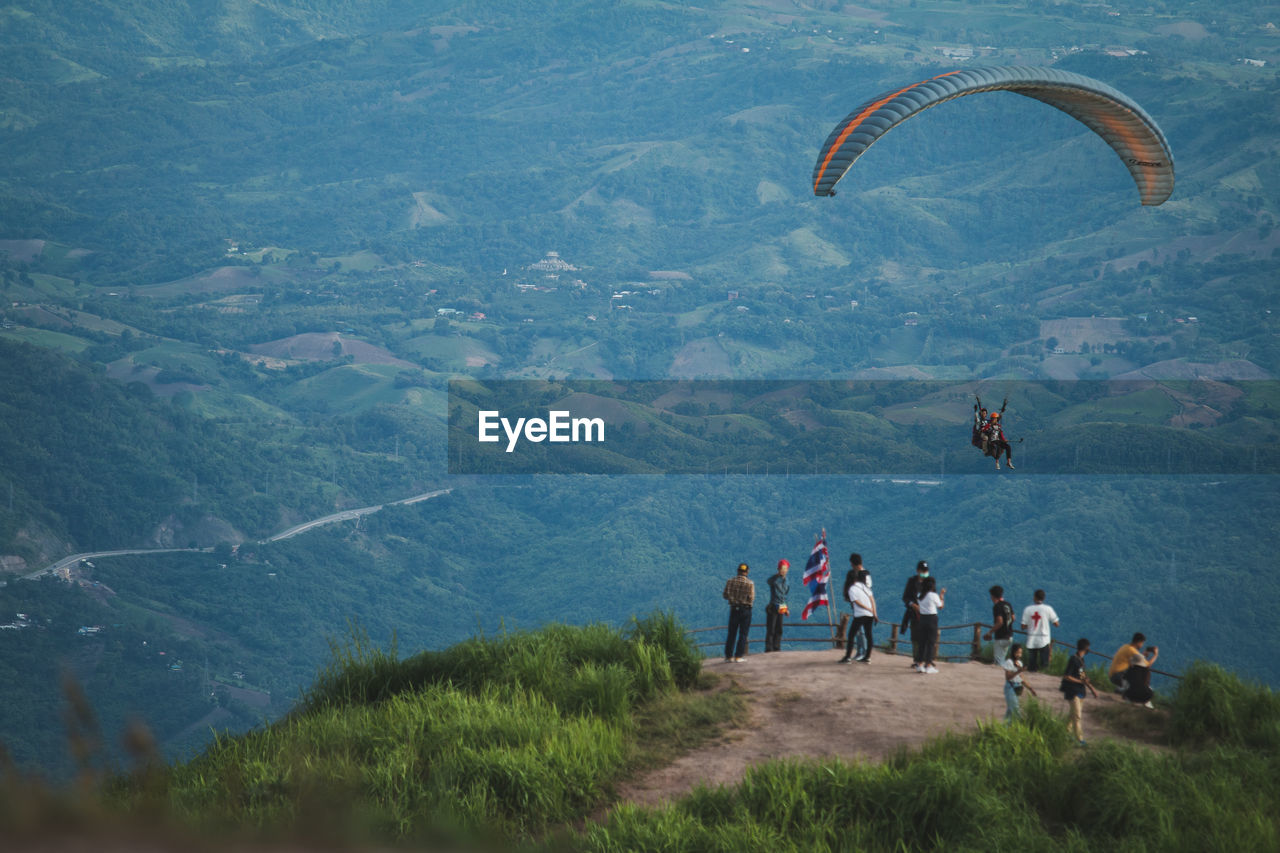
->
[800, 533, 829, 620]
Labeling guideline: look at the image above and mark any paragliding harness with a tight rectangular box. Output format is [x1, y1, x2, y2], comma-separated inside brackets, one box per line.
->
[972, 396, 1020, 462]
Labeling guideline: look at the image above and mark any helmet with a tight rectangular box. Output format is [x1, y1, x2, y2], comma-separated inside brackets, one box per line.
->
[777, 559, 790, 570]
[990, 411, 1001, 420]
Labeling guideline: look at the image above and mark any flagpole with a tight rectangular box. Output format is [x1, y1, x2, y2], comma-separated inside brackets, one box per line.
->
[822, 528, 835, 647]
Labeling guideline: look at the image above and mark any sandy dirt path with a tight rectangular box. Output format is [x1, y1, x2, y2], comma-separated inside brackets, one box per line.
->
[619, 649, 1147, 808]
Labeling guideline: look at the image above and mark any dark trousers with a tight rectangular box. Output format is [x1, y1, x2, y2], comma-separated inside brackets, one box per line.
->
[1026, 645, 1050, 671]
[844, 615, 874, 660]
[725, 606, 752, 659]
[918, 613, 939, 664]
[1122, 666, 1153, 703]
[903, 610, 921, 662]
[764, 604, 783, 652]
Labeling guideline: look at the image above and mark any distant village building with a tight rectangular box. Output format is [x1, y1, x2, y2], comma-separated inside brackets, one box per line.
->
[528, 251, 579, 272]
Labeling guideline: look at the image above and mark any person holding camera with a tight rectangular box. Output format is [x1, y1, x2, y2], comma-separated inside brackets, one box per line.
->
[1108, 632, 1158, 708]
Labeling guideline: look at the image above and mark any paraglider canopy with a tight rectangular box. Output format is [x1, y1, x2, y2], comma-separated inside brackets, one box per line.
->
[813, 66, 1174, 206]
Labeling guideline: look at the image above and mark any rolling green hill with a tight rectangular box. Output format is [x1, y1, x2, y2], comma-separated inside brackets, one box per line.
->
[4, 618, 1280, 851]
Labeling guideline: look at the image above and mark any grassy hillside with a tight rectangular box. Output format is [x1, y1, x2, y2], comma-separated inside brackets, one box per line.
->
[0, 339, 440, 563]
[3, 618, 1279, 851]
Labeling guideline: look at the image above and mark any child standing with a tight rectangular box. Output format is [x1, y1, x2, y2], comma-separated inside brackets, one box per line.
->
[1002, 643, 1037, 720]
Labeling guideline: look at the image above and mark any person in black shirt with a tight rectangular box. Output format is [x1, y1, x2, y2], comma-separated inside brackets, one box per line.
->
[764, 559, 790, 653]
[901, 560, 931, 667]
[1061, 637, 1099, 746]
[983, 585, 1016, 667]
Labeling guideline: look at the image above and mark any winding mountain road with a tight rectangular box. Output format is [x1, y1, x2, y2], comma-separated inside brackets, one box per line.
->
[10, 488, 452, 584]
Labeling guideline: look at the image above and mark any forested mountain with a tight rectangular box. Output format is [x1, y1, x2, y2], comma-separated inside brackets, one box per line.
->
[1, 0, 1277, 776]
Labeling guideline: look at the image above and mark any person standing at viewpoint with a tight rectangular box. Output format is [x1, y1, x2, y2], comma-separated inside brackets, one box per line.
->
[911, 577, 945, 674]
[984, 585, 1016, 667]
[722, 562, 755, 662]
[1002, 643, 1037, 721]
[849, 553, 873, 660]
[764, 559, 790, 653]
[901, 560, 932, 668]
[1061, 637, 1098, 746]
[839, 566, 877, 663]
[1020, 589, 1060, 672]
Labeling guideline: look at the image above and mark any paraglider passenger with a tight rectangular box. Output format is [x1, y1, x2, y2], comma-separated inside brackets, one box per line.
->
[985, 411, 1015, 470]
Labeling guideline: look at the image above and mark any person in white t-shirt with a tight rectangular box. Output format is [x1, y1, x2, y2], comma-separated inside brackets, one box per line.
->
[1020, 589, 1060, 672]
[1002, 643, 1038, 720]
[910, 577, 945, 673]
[848, 570, 877, 662]
[848, 553, 874, 659]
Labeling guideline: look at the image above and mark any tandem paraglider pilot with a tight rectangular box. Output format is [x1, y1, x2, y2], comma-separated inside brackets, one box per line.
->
[723, 562, 755, 662]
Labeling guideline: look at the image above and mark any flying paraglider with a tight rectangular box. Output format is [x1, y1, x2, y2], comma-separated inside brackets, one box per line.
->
[972, 396, 1019, 471]
[812, 66, 1174, 206]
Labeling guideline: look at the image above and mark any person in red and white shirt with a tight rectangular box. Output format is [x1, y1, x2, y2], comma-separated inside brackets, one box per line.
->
[1020, 589, 1060, 672]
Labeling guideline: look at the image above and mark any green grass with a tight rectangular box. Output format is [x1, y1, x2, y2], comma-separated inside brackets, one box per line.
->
[401, 333, 499, 369]
[573, 691, 1280, 852]
[89, 613, 716, 842]
[0, 327, 91, 353]
[279, 363, 406, 412]
[6, 629, 1280, 852]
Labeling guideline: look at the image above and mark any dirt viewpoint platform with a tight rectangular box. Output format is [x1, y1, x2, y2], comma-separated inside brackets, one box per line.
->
[621, 649, 1144, 808]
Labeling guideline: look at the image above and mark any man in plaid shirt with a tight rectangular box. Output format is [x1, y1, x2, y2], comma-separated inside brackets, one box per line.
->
[722, 562, 755, 662]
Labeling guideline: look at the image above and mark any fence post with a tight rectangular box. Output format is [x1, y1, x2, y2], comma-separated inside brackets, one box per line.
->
[835, 614, 849, 649]
[971, 623, 983, 659]
[889, 623, 899, 654]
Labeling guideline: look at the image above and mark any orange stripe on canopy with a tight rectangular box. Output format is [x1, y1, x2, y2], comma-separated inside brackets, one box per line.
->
[813, 70, 965, 195]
